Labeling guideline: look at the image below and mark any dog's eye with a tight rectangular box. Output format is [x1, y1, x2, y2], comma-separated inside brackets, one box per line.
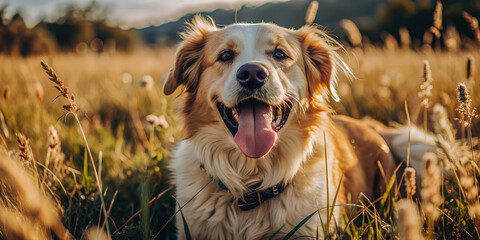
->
[218, 50, 235, 62]
[273, 49, 288, 60]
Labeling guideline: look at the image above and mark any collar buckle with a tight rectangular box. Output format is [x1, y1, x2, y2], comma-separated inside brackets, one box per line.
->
[272, 185, 279, 196]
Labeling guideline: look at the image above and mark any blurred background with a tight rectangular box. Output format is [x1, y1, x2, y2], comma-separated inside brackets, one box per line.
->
[1, 0, 479, 56]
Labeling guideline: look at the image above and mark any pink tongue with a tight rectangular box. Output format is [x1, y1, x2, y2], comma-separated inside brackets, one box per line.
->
[234, 101, 277, 158]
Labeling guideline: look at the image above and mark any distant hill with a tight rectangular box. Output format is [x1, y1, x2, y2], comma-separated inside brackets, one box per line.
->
[138, 0, 387, 46]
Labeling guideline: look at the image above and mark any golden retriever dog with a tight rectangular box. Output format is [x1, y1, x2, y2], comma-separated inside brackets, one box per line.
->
[164, 16, 396, 239]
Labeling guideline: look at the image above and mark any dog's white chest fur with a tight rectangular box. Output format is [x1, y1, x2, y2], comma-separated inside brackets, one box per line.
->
[171, 139, 340, 240]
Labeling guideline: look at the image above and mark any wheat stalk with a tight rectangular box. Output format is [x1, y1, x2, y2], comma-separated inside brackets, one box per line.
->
[16, 133, 32, 167]
[40, 61, 111, 237]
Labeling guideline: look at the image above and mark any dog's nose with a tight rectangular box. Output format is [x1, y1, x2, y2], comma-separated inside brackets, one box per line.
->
[236, 64, 269, 89]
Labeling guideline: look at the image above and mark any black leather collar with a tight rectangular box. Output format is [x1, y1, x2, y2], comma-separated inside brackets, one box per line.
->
[200, 164, 286, 211]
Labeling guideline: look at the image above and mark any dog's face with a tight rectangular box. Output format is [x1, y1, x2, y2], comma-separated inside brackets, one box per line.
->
[165, 17, 346, 159]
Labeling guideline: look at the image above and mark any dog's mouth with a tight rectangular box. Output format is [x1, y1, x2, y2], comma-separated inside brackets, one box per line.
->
[217, 98, 292, 159]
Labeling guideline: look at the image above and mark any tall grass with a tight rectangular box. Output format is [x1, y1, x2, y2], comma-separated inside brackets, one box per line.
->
[0, 15, 479, 240]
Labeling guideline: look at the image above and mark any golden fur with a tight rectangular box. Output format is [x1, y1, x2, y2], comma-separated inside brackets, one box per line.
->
[164, 16, 395, 239]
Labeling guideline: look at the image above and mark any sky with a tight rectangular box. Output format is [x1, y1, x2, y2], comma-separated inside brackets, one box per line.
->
[2, 0, 284, 28]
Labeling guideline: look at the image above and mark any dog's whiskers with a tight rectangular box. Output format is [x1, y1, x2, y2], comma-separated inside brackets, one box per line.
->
[284, 93, 306, 129]
[285, 93, 306, 115]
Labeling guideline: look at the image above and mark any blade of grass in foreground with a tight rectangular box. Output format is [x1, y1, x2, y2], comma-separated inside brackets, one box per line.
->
[269, 224, 285, 240]
[175, 198, 192, 240]
[281, 210, 318, 240]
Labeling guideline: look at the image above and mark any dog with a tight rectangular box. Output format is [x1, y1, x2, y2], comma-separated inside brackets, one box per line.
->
[164, 16, 397, 239]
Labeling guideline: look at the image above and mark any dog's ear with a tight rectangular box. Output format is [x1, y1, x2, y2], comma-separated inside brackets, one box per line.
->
[164, 16, 217, 95]
[297, 26, 351, 102]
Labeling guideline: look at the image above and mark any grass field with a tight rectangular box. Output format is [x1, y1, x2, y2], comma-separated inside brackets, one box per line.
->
[0, 26, 479, 239]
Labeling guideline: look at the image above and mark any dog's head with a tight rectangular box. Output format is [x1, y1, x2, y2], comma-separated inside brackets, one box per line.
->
[165, 16, 351, 160]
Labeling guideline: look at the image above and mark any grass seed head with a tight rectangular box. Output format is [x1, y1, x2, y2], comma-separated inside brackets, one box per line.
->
[397, 199, 424, 240]
[16, 133, 31, 166]
[48, 126, 61, 150]
[463, 11, 480, 43]
[419, 60, 433, 108]
[41, 61, 79, 113]
[456, 83, 477, 127]
[433, 1, 443, 31]
[432, 104, 455, 142]
[421, 152, 442, 221]
[46, 126, 65, 172]
[399, 27, 411, 49]
[305, 1, 319, 25]
[41, 61, 69, 98]
[340, 19, 362, 47]
[404, 167, 417, 199]
[384, 33, 398, 51]
[458, 166, 480, 218]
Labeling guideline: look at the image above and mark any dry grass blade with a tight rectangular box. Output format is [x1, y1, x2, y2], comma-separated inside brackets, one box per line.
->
[113, 185, 174, 235]
[0, 151, 72, 239]
[0, 208, 47, 240]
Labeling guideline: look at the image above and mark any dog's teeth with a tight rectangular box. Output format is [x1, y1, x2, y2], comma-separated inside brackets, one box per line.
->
[232, 109, 239, 123]
[275, 113, 282, 126]
[272, 111, 282, 128]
